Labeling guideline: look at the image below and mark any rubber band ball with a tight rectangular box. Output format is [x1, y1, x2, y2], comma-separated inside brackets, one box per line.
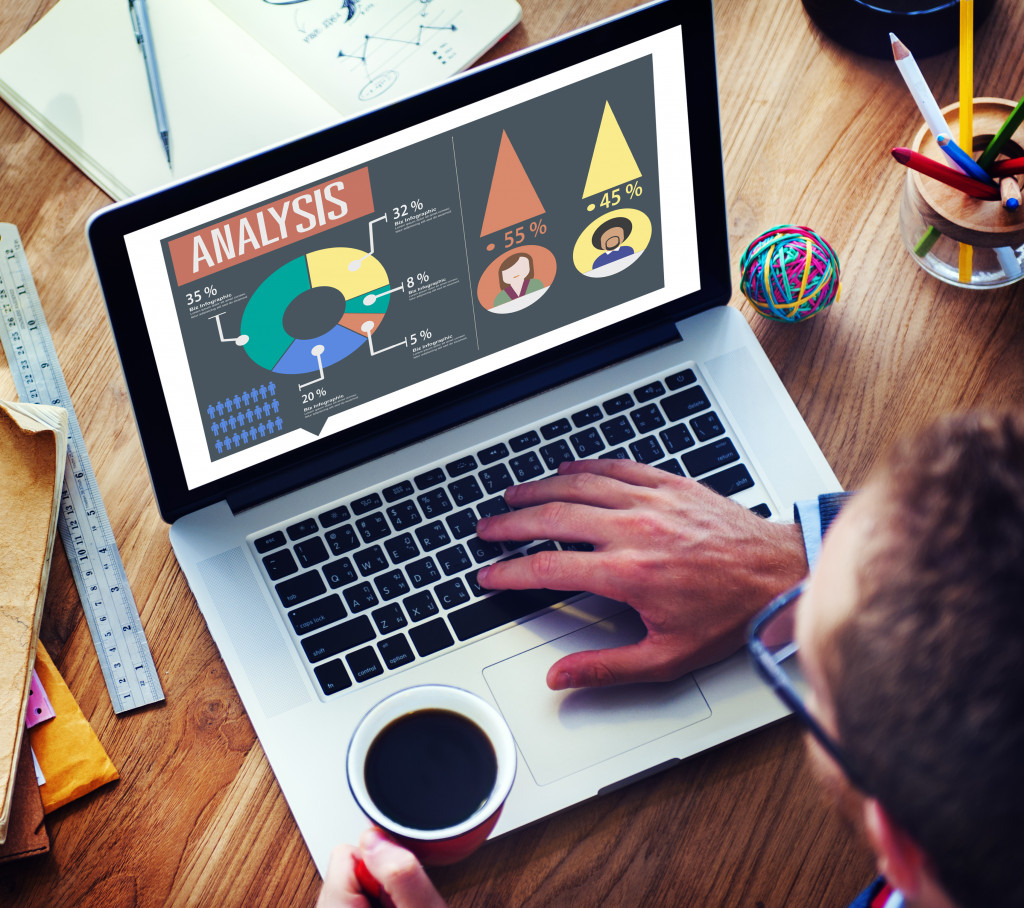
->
[739, 225, 841, 322]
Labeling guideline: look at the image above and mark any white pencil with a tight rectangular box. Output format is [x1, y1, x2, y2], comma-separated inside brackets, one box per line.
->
[890, 32, 964, 173]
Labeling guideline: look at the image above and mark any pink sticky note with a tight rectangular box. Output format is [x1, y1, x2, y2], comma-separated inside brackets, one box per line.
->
[25, 668, 55, 728]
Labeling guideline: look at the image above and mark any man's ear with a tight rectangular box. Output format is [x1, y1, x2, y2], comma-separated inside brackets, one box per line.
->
[862, 798, 926, 899]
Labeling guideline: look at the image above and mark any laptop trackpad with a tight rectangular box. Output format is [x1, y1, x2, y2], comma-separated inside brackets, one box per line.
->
[482, 608, 711, 786]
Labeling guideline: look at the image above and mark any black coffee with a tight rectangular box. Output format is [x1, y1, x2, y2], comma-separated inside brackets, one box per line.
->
[364, 708, 498, 831]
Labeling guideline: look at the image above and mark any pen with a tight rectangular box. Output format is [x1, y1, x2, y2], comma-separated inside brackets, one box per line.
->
[890, 32, 960, 171]
[891, 147, 1000, 200]
[937, 134, 995, 186]
[128, 0, 171, 166]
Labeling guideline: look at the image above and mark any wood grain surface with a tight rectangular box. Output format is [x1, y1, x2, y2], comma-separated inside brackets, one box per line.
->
[2, 0, 1022, 905]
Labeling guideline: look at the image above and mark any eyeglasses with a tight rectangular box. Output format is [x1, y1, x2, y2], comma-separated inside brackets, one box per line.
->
[747, 580, 869, 793]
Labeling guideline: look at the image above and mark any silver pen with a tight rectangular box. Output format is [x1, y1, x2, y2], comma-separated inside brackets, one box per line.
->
[128, 0, 171, 166]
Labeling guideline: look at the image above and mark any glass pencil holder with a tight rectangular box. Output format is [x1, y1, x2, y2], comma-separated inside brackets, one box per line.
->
[898, 98, 1024, 289]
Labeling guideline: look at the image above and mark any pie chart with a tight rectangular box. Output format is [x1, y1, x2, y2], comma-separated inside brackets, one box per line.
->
[240, 247, 390, 375]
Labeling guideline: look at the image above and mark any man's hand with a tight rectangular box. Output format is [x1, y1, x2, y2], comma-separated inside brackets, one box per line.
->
[316, 829, 448, 908]
[475, 459, 806, 689]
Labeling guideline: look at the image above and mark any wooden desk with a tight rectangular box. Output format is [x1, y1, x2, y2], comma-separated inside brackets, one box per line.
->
[2, 1, 1022, 904]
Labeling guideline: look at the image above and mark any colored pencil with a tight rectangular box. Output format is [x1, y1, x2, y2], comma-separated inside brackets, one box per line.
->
[988, 156, 1024, 178]
[890, 33, 961, 170]
[1000, 176, 1021, 209]
[977, 95, 1024, 170]
[937, 135, 995, 185]
[891, 147, 1000, 199]
[957, 2, 973, 283]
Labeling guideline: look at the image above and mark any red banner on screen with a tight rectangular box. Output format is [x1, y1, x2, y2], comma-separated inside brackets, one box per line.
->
[167, 167, 374, 286]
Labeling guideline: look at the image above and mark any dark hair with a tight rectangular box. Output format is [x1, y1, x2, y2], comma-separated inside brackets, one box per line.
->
[826, 411, 1024, 908]
[497, 252, 534, 292]
[591, 216, 632, 249]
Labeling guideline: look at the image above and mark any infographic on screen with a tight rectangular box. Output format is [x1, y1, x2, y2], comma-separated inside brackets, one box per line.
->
[160, 56, 664, 463]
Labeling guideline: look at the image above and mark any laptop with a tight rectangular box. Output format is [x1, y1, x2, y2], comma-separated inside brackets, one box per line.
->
[87, 0, 840, 875]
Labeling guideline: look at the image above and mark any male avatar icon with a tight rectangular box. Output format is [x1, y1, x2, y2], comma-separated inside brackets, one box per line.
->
[591, 216, 635, 268]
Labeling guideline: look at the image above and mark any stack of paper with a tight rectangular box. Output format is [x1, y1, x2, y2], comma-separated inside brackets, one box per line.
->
[0, 401, 68, 845]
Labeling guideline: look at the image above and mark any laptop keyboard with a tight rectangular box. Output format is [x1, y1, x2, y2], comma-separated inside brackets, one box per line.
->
[249, 364, 772, 699]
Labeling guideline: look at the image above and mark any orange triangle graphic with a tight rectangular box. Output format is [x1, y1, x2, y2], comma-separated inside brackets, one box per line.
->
[480, 131, 546, 237]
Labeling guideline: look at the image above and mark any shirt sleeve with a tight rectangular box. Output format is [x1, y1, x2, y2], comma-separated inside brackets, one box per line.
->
[793, 491, 854, 570]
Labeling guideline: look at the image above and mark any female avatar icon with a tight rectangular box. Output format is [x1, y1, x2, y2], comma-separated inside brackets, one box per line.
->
[493, 251, 545, 307]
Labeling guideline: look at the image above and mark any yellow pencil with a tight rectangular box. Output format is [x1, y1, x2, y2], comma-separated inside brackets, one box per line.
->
[959, 0, 974, 284]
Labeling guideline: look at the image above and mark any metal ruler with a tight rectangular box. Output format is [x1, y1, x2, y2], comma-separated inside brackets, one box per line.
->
[0, 223, 164, 714]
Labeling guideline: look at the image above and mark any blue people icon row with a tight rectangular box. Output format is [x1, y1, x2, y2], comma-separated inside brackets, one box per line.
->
[209, 397, 281, 437]
[205, 381, 278, 421]
[214, 416, 285, 454]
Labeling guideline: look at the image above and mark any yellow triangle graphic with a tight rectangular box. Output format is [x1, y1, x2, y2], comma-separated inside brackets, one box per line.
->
[582, 102, 642, 199]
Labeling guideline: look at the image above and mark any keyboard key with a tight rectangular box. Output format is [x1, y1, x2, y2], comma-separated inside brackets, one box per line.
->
[448, 588, 571, 641]
[352, 493, 383, 516]
[629, 436, 666, 464]
[446, 508, 478, 539]
[691, 411, 725, 442]
[414, 467, 446, 490]
[373, 570, 409, 601]
[409, 619, 455, 657]
[415, 521, 451, 551]
[665, 369, 697, 390]
[509, 430, 540, 452]
[660, 423, 696, 454]
[262, 549, 298, 581]
[294, 536, 329, 569]
[449, 475, 484, 505]
[384, 533, 419, 565]
[383, 480, 415, 503]
[313, 659, 352, 696]
[343, 582, 379, 613]
[681, 438, 740, 477]
[477, 443, 509, 465]
[325, 525, 359, 556]
[602, 393, 634, 414]
[569, 428, 606, 457]
[347, 647, 384, 683]
[276, 571, 327, 608]
[468, 536, 503, 564]
[403, 590, 439, 622]
[406, 556, 441, 588]
[286, 518, 318, 541]
[446, 455, 478, 477]
[418, 487, 454, 518]
[480, 464, 514, 495]
[370, 603, 408, 635]
[302, 614, 375, 662]
[662, 386, 711, 421]
[254, 530, 286, 553]
[634, 381, 666, 402]
[437, 544, 472, 576]
[387, 500, 422, 530]
[654, 458, 685, 476]
[289, 594, 346, 636]
[599, 447, 630, 460]
[318, 506, 351, 528]
[540, 417, 572, 440]
[436, 577, 470, 609]
[476, 497, 510, 519]
[750, 503, 773, 519]
[323, 558, 357, 589]
[540, 439, 574, 471]
[377, 634, 415, 670]
[465, 569, 487, 597]
[600, 416, 636, 446]
[356, 511, 390, 543]
[700, 464, 755, 497]
[571, 405, 603, 428]
[630, 404, 665, 434]
[526, 540, 558, 555]
[509, 452, 544, 482]
[354, 545, 389, 577]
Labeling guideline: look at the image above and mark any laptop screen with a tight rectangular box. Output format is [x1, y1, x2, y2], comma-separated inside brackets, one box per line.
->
[90, 0, 728, 521]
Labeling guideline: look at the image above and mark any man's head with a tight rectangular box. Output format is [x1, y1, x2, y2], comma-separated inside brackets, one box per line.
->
[797, 410, 1024, 908]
